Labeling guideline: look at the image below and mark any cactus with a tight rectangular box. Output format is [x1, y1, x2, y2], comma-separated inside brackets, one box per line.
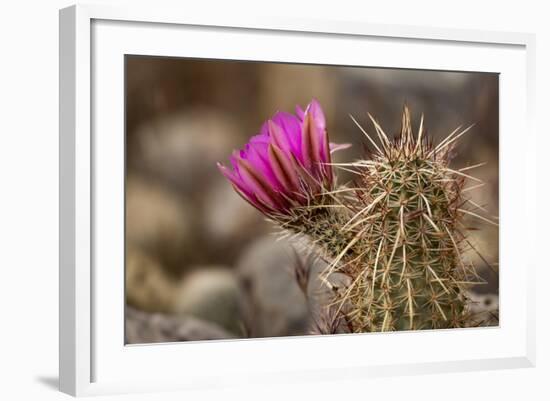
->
[219, 101, 497, 333]
[326, 107, 484, 331]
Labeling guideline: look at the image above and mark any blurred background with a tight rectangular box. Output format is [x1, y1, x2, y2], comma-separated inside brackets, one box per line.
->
[125, 56, 499, 343]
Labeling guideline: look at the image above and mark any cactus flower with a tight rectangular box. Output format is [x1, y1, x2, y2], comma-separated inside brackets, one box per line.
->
[217, 99, 347, 215]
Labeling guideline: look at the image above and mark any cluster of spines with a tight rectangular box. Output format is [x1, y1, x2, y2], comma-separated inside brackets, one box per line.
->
[278, 106, 495, 332]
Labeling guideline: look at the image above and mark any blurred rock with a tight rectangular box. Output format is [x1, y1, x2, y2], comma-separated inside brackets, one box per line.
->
[464, 228, 499, 295]
[125, 306, 234, 344]
[172, 267, 246, 335]
[126, 175, 193, 275]
[236, 236, 312, 338]
[202, 178, 268, 261]
[462, 146, 499, 271]
[132, 109, 239, 193]
[125, 247, 176, 313]
[467, 291, 499, 327]
[258, 63, 338, 129]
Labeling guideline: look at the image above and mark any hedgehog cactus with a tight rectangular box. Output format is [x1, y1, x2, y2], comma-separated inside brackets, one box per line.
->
[329, 107, 483, 332]
[218, 100, 496, 333]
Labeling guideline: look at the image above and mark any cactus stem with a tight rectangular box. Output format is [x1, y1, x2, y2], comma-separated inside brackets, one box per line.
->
[276, 105, 498, 332]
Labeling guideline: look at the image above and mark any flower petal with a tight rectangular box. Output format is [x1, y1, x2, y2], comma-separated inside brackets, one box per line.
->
[230, 182, 270, 214]
[267, 119, 293, 156]
[271, 112, 302, 160]
[268, 143, 300, 193]
[249, 131, 270, 145]
[301, 106, 322, 172]
[295, 105, 305, 121]
[245, 142, 282, 190]
[292, 154, 321, 195]
[218, 161, 244, 189]
[307, 99, 326, 132]
[236, 157, 286, 212]
[217, 162, 264, 210]
[307, 99, 329, 164]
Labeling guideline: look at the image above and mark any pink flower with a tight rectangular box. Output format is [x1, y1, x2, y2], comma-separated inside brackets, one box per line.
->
[217, 99, 348, 215]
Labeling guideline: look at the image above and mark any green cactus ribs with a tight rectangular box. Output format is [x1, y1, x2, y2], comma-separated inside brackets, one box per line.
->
[284, 106, 494, 333]
[335, 106, 490, 332]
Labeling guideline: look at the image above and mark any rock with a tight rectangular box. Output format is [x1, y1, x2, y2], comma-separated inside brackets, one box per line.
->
[132, 109, 238, 193]
[257, 63, 338, 129]
[125, 175, 193, 275]
[125, 306, 234, 344]
[172, 267, 246, 335]
[467, 291, 499, 327]
[236, 236, 313, 338]
[125, 247, 176, 313]
[202, 178, 269, 262]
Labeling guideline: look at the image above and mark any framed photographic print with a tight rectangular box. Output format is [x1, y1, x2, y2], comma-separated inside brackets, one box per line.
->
[59, 4, 536, 396]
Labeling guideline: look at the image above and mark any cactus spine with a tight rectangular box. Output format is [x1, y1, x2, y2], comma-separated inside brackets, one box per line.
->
[278, 106, 490, 332]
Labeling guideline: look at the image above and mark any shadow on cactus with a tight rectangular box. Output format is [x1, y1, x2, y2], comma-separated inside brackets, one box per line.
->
[218, 99, 498, 334]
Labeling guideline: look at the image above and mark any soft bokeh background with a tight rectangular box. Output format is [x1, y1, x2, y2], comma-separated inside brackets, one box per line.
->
[125, 56, 499, 343]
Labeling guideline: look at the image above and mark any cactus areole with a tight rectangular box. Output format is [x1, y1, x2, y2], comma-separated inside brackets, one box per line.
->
[219, 100, 496, 333]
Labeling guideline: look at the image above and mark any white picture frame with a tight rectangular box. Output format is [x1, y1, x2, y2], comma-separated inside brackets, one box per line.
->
[59, 3, 536, 397]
